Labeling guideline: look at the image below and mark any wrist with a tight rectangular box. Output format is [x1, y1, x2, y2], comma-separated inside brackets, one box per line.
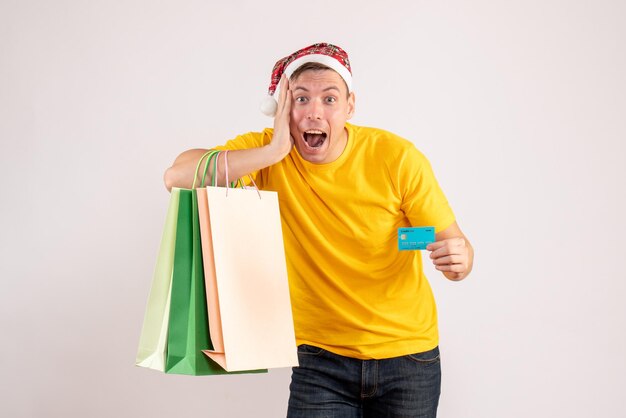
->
[266, 139, 291, 163]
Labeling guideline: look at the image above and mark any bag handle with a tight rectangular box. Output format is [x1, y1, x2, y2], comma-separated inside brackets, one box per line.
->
[192, 150, 221, 189]
[223, 150, 261, 199]
[205, 151, 222, 188]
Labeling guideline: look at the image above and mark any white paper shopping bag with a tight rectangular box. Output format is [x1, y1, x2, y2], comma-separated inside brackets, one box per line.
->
[198, 186, 298, 372]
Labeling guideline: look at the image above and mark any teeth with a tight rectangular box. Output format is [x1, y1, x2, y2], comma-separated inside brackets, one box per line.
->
[305, 130, 324, 134]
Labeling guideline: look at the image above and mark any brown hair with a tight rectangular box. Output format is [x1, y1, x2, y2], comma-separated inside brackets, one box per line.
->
[289, 62, 350, 98]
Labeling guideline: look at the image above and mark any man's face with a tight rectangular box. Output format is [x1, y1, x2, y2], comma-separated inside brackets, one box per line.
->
[289, 70, 355, 164]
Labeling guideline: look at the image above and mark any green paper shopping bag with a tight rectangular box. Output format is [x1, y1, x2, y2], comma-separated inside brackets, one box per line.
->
[163, 188, 226, 375]
[135, 189, 180, 371]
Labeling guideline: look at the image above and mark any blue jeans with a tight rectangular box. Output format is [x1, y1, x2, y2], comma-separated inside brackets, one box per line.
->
[287, 345, 441, 418]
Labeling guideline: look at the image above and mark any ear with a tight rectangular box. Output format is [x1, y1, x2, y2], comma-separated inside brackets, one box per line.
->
[346, 92, 356, 120]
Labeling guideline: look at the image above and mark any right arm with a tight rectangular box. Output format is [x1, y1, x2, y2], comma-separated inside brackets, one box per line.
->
[163, 75, 293, 191]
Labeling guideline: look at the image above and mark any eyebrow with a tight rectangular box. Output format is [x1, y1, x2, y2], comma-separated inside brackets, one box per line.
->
[292, 86, 341, 93]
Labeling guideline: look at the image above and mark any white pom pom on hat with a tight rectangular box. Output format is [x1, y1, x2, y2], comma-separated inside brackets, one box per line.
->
[260, 43, 353, 117]
[260, 95, 278, 117]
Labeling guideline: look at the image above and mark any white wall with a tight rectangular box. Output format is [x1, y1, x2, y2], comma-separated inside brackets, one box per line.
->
[1, 0, 624, 417]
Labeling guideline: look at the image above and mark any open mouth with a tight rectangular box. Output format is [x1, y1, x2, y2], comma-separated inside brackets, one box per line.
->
[303, 130, 327, 149]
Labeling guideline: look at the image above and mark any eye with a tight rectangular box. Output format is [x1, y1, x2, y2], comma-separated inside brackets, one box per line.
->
[325, 96, 337, 104]
[295, 96, 308, 103]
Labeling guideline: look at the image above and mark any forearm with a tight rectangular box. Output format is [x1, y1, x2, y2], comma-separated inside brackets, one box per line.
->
[212, 144, 286, 187]
[163, 142, 288, 191]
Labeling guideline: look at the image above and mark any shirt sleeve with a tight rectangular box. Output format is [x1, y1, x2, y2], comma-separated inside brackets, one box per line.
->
[398, 145, 456, 233]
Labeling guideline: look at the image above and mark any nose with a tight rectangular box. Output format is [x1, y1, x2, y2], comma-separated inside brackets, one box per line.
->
[306, 100, 322, 120]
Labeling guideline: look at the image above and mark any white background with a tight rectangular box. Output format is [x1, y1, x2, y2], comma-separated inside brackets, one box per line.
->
[1, 0, 625, 417]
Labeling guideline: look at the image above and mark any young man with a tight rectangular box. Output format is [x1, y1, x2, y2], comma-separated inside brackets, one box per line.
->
[164, 43, 473, 417]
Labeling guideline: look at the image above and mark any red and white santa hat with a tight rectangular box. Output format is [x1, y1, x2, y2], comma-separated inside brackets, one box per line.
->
[260, 42, 353, 117]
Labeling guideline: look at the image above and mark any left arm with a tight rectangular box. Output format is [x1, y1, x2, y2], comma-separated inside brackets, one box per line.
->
[426, 221, 474, 281]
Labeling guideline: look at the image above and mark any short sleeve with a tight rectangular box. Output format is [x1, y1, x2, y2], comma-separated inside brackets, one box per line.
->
[398, 145, 456, 233]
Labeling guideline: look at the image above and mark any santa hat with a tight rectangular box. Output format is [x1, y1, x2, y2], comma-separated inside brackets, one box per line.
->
[260, 43, 353, 117]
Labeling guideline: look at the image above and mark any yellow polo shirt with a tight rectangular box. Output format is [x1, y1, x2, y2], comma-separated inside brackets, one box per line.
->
[216, 123, 455, 359]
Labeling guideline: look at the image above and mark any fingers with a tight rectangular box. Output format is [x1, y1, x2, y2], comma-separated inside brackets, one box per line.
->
[427, 237, 465, 255]
[431, 253, 466, 271]
[427, 237, 468, 273]
[270, 75, 294, 157]
[431, 254, 461, 266]
[276, 74, 291, 116]
[435, 263, 466, 273]
[426, 237, 464, 252]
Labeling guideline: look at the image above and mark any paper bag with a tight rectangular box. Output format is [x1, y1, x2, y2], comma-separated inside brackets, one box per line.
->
[164, 188, 232, 375]
[198, 185, 299, 372]
[135, 189, 179, 371]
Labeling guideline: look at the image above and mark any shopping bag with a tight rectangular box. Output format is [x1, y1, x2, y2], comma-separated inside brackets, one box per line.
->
[163, 188, 229, 375]
[198, 175, 299, 372]
[135, 189, 180, 371]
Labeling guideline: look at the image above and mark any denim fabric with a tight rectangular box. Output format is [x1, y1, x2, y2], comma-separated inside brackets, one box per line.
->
[287, 345, 441, 418]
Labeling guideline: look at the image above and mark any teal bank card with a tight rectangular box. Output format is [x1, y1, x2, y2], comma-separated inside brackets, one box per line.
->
[398, 227, 435, 251]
